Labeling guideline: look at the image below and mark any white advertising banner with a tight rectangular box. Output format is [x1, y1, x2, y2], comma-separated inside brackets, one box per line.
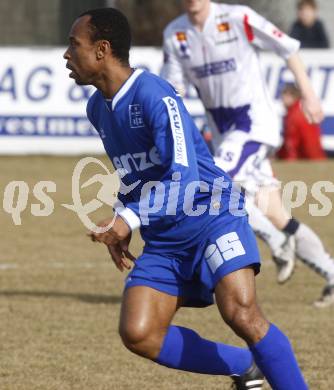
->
[0, 47, 333, 154]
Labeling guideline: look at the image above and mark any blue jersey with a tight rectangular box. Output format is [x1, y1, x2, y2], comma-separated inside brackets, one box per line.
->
[87, 69, 241, 251]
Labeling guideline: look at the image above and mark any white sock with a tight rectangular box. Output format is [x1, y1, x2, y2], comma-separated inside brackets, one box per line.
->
[246, 198, 286, 254]
[295, 223, 334, 285]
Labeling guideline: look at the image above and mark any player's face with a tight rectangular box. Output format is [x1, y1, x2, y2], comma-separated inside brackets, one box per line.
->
[63, 16, 101, 85]
[298, 5, 317, 27]
[182, 0, 210, 14]
[282, 92, 296, 109]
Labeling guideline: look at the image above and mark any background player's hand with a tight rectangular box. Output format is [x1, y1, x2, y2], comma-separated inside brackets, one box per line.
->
[287, 53, 324, 124]
[301, 95, 324, 124]
[88, 216, 131, 246]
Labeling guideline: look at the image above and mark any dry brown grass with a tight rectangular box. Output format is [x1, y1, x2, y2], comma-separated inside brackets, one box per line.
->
[0, 156, 333, 389]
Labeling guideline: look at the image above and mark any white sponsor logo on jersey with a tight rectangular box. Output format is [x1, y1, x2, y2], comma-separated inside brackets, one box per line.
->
[112, 146, 162, 174]
[163, 96, 188, 167]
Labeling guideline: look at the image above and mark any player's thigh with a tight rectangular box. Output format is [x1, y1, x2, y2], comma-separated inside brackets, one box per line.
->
[256, 185, 290, 229]
[214, 136, 267, 193]
[119, 285, 182, 344]
[214, 132, 248, 174]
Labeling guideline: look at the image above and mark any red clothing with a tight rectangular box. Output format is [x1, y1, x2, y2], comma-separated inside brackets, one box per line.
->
[277, 100, 326, 160]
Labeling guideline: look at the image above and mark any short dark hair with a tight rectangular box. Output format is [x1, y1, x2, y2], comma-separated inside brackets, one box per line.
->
[297, 0, 317, 10]
[80, 8, 131, 65]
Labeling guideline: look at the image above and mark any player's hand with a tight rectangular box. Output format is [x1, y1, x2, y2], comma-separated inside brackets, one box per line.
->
[107, 239, 136, 272]
[88, 217, 135, 271]
[88, 216, 131, 246]
[88, 217, 114, 240]
[301, 95, 324, 124]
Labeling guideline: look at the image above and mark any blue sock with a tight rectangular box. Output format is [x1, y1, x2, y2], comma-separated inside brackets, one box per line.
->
[250, 324, 308, 390]
[156, 325, 252, 376]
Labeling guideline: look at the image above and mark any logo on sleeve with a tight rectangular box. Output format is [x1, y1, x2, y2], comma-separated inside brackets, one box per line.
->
[272, 28, 284, 38]
[129, 104, 145, 128]
[99, 127, 106, 139]
[175, 31, 190, 59]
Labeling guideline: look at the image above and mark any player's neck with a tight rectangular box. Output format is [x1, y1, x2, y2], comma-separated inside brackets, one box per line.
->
[94, 64, 133, 100]
[188, 3, 211, 31]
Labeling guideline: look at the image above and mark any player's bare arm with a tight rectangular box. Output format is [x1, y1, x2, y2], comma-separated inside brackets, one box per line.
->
[287, 52, 324, 124]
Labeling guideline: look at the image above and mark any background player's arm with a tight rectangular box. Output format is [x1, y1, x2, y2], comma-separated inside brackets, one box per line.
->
[286, 54, 323, 123]
[238, 6, 323, 123]
[160, 30, 188, 96]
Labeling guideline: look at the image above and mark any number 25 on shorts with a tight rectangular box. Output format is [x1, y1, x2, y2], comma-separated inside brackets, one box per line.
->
[204, 232, 246, 273]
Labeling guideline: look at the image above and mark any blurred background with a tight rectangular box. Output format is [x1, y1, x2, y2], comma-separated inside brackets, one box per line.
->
[0, 0, 333, 46]
[0, 0, 333, 156]
[0, 0, 334, 156]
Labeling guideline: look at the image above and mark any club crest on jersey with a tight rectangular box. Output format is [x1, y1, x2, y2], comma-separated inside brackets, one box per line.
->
[217, 22, 230, 33]
[129, 104, 145, 128]
[175, 31, 190, 59]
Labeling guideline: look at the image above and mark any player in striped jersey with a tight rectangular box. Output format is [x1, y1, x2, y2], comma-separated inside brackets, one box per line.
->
[162, 0, 334, 307]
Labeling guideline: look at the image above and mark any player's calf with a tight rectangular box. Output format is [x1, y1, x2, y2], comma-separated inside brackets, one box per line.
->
[215, 268, 308, 389]
[222, 301, 269, 345]
[215, 268, 269, 345]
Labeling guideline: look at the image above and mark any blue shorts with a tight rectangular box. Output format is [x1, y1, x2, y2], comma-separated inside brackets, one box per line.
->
[125, 214, 260, 307]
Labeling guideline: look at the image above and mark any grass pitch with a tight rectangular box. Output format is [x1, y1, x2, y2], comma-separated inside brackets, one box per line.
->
[0, 156, 333, 389]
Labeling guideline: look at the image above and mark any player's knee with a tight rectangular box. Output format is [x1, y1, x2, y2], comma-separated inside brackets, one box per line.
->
[222, 297, 267, 342]
[119, 321, 149, 353]
[223, 299, 254, 328]
[119, 322, 163, 359]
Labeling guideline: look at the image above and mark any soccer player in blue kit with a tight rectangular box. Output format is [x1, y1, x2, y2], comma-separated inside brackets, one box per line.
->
[64, 8, 308, 390]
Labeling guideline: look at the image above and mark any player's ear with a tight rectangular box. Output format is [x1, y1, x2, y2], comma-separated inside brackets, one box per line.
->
[96, 40, 111, 60]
